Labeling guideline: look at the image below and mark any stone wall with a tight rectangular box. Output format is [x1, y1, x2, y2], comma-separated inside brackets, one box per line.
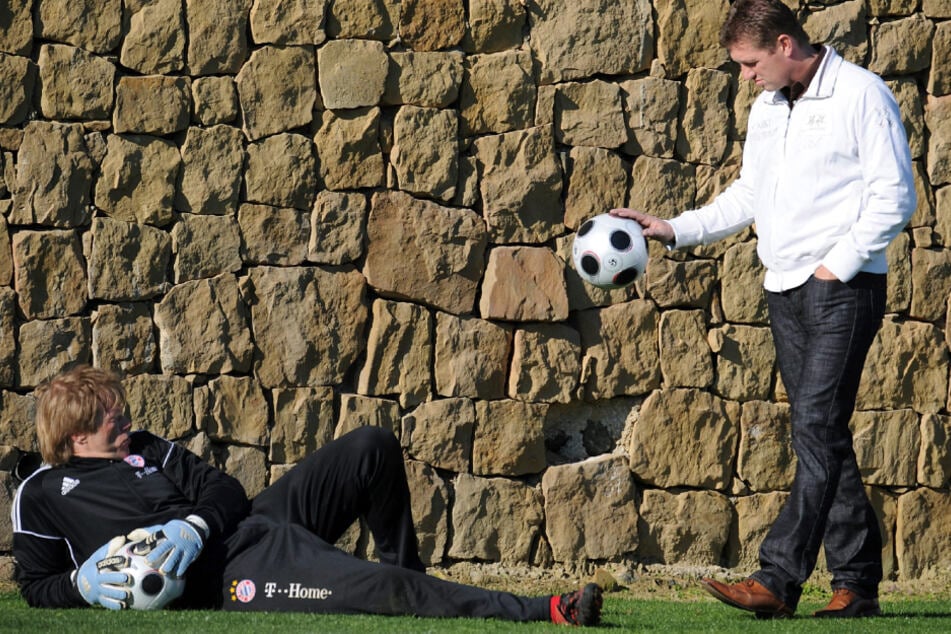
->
[1, 0, 950, 584]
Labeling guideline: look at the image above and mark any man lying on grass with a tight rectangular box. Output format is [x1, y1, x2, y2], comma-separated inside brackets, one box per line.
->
[12, 365, 602, 626]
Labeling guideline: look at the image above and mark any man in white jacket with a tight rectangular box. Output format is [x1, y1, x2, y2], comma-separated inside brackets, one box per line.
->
[614, 0, 915, 620]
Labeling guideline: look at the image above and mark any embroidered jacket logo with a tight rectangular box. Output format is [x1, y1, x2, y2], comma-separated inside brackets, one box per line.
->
[61, 477, 79, 495]
[264, 582, 333, 600]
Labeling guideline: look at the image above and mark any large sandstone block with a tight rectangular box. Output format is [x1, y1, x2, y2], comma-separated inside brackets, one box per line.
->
[474, 126, 563, 243]
[318, 39, 388, 109]
[869, 13, 935, 76]
[236, 45, 316, 140]
[364, 191, 486, 314]
[313, 108, 385, 189]
[402, 397, 475, 472]
[11, 122, 93, 228]
[270, 386, 335, 463]
[909, 161, 936, 229]
[630, 388, 739, 490]
[473, 399, 547, 477]
[237, 204, 309, 266]
[434, 312, 511, 400]
[358, 299, 432, 408]
[720, 241, 767, 323]
[851, 409, 920, 487]
[18, 318, 91, 388]
[727, 492, 787, 571]
[0, 52, 33, 126]
[466, 0, 525, 53]
[645, 257, 717, 310]
[858, 317, 948, 414]
[896, 488, 951, 579]
[37, 45, 114, 121]
[918, 414, 951, 488]
[449, 473, 543, 564]
[35, 0, 121, 54]
[527, 0, 652, 84]
[738, 401, 795, 492]
[564, 147, 628, 231]
[578, 300, 661, 400]
[619, 77, 679, 159]
[12, 230, 85, 319]
[244, 266, 367, 387]
[95, 134, 180, 226]
[195, 375, 268, 446]
[0, 0, 32, 55]
[802, 0, 868, 65]
[192, 76, 239, 125]
[460, 50, 535, 136]
[171, 213, 242, 282]
[553, 80, 626, 149]
[886, 232, 912, 313]
[186, 0, 250, 75]
[659, 309, 713, 389]
[925, 95, 951, 186]
[391, 106, 458, 201]
[0, 217, 9, 286]
[0, 391, 35, 452]
[508, 324, 581, 404]
[630, 156, 696, 218]
[91, 303, 156, 375]
[336, 394, 400, 438]
[121, 0, 186, 74]
[383, 51, 465, 107]
[887, 78, 925, 160]
[114, 75, 190, 135]
[677, 68, 731, 166]
[405, 459, 449, 565]
[929, 21, 951, 96]
[175, 125, 245, 215]
[308, 191, 367, 265]
[639, 489, 733, 566]
[542, 455, 638, 562]
[155, 274, 253, 374]
[0, 290, 17, 387]
[480, 246, 568, 322]
[924, 0, 951, 16]
[250, 0, 327, 45]
[124, 373, 193, 439]
[708, 324, 775, 401]
[868, 0, 919, 16]
[87, 217, 171, 300]
[696, 142, 743, 208]
[656, 0, 729, 78]
[400, 0, 466, 51]
[245, 133, 316, 210]
[327, 0, 399, 39]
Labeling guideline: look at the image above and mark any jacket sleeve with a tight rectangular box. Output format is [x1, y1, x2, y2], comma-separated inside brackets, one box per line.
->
[821, 79, 916, 280]
[152, 435, 252, 538]
[13, 499, 87, 608]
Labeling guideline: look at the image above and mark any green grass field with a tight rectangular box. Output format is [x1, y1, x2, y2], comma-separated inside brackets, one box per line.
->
[1, 590, 949, 633]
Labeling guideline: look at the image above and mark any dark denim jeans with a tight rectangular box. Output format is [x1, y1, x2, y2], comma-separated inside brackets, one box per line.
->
[752, 273, 886, 610]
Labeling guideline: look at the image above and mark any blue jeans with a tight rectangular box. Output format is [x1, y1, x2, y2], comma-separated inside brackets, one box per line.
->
[752, 273, 886, 609]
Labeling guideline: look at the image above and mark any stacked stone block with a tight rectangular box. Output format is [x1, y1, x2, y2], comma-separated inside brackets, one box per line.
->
[0, 0, 949, 582]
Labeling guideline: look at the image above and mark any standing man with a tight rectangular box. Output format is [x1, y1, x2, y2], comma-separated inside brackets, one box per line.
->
[12, 364, 602, 626]
[613, 0, 914, 620]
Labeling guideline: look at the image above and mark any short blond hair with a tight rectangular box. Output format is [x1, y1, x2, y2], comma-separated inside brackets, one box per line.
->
[35, 365, 126, 466]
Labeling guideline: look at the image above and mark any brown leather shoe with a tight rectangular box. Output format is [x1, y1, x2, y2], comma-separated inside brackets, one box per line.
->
[700, 577, 794, 619]
[813, 588, 881, 618]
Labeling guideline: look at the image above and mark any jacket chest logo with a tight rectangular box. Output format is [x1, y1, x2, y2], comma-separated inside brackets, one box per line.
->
[61, 477, 80, 495]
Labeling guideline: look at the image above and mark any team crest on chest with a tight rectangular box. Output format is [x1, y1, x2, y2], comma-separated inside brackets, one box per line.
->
[124, 454, 145, 467]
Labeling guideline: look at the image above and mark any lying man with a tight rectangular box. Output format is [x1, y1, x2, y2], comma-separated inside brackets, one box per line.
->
[12, 365, 601, 626]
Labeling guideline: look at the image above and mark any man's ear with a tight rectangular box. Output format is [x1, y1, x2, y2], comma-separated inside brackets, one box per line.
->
[776, 34, 795, 57]
[71, 432, 87, 447]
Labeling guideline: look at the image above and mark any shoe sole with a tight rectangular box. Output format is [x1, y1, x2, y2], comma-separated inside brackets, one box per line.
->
[814, 601, 881, 618]
[700, 579, 794, 619]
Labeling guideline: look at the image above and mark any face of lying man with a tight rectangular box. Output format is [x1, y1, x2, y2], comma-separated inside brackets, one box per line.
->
[71, 406, 132, 461]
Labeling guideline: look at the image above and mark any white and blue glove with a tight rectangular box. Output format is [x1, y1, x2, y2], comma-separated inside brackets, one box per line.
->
[75, 537, 131, 609]
[146, 517, 207, 577]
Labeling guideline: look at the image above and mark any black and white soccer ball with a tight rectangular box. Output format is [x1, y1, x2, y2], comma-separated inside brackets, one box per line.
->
[100, 537, 185, 610]
[572, 213, 649, 289]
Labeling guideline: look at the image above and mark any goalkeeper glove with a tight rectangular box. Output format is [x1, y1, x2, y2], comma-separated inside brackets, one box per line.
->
[146, 517, 207, 577]
[75, 536, 131, 609]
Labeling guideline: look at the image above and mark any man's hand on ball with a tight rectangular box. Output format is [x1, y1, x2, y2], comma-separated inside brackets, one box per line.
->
[146, 519, 205, 577]
[75, 539, 132, 609]
[610, 208, 676, 244]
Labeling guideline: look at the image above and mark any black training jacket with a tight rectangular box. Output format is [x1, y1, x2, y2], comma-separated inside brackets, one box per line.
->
[11, 431, 251, 608]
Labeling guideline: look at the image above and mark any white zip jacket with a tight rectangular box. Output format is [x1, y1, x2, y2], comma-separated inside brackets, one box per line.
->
[667, 46, 916, 291]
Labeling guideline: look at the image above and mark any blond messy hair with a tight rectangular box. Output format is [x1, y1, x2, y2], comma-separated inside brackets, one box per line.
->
[35, 365, 126, 466]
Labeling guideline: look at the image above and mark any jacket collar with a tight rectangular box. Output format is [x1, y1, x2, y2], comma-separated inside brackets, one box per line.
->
[764, 45, 841, 105]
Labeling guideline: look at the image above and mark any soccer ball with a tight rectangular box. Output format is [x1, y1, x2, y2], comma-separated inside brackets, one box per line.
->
[572, 213, 649, 289]
[102, 538, 186, 610]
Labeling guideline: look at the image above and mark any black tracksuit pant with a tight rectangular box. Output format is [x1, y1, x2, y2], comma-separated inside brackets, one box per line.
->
[201, 426, 550, 620]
